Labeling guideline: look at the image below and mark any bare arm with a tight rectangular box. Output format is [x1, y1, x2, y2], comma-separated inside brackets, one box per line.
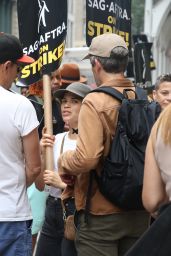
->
[43, 170, 66, 189]
[23, 128, 41, 187]
[35, 131, 51, 191]
[142, 136, 168, 213]
[35, 130, 66, 191]
[35, 166, 67, 191]
[34, 151, 45, 191]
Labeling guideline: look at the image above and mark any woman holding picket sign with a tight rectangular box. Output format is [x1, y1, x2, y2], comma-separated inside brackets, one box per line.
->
[35, 81, 91, 256]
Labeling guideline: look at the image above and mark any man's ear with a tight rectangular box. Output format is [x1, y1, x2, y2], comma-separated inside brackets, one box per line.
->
[4, 61, 12, 71]
[94, 59, 102, 71]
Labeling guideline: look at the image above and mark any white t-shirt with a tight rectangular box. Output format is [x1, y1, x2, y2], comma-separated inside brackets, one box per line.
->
[49, 132, 76, 198]
[0, 86, 39, 221]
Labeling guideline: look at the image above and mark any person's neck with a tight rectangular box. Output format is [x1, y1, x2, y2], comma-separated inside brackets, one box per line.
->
[68, 130, 78, 140]
[68, 127, 78, 140]
[101, 72, 125, 84]
[0, 80, 11, 90]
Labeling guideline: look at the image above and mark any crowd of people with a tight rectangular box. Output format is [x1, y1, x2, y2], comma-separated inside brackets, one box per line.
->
[1, 31, 171, 256]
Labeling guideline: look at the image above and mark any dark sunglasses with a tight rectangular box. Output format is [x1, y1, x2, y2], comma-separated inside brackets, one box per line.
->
[12, 61, 23, 73]
[17, 65, 23, 73]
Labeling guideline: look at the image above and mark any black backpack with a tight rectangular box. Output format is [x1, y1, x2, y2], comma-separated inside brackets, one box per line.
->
[88, 86, 161, 210]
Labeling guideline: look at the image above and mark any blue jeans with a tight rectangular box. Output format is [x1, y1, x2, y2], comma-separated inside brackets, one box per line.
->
[35, 196, 77, 256]
[0, 220, 32, 256]
[35, 196, 64, 256]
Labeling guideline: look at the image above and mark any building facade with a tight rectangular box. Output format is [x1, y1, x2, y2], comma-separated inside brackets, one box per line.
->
[144, 0, 171, 82]
[0, 0, 16, 34]
[67, 0, 86, 47]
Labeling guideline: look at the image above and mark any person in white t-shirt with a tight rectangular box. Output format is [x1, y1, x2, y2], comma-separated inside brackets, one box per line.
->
[35, 82, 91, 256]
[0, 33, 41, 256]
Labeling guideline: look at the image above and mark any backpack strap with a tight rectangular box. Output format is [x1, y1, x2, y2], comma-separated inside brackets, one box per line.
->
[91, 86, 142, 101]
[91, 86, 124, 102]
[85, 86, 124, 223]
[135, 86, 148, 100]
[84, 170, 94, 224]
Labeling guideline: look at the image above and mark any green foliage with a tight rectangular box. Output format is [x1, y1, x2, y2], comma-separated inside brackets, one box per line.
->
[131, 0, 145, 35]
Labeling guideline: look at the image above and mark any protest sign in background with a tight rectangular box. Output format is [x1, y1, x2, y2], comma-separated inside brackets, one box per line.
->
[86, 0, 131, 50]
[17, 0, 67, 85]
[133, 34, 156, 71]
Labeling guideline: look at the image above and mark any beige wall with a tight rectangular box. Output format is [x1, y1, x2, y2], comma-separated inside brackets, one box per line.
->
[74, 0, 86, 47]
[66, 0, 86, 47]
[11, 0, 18, 36]
[144, 0, 171, 82]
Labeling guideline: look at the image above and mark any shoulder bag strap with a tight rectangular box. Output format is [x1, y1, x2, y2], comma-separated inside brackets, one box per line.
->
[60, 133, 67, 154]
[135, 86, 148, 100]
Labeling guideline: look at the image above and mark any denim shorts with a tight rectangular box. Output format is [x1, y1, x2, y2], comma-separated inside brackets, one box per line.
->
[0, 220, 32, 256]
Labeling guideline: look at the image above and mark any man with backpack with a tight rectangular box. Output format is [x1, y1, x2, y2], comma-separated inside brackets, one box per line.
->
[58, 33, 149, 256]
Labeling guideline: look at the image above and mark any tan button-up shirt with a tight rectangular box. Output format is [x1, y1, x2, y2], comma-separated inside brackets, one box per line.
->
[59, 78, 135, 215]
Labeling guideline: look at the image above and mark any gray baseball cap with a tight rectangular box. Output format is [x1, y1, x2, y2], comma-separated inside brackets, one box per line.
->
[83, 33, 128, 60]
[54, 82, 92, 99]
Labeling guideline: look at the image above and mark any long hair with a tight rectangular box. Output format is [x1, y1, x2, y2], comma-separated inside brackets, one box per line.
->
[155, 104, 171, 145]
